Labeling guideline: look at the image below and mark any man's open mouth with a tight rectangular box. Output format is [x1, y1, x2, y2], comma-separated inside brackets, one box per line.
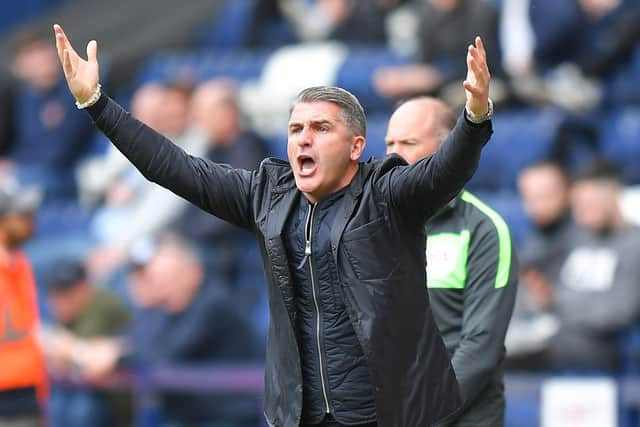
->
[297, 154, 317, 176]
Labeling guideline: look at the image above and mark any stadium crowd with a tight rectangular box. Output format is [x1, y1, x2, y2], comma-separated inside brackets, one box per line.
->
[0, 0, 639, 426]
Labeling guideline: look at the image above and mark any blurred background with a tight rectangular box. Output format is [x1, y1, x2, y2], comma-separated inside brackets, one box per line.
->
[0, 0, 639, 426]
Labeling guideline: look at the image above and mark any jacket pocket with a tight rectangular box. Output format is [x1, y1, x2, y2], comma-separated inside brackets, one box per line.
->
[342, 216, 387, 242]
[342, 217, 399, 281]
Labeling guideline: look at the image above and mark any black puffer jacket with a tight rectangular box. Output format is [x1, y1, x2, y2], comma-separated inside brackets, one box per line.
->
[87, 95, 492, 427]
[284, 188, 376, 425]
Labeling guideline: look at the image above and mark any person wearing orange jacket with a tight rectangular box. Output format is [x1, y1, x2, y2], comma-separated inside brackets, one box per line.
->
[0, 185, 47, 427]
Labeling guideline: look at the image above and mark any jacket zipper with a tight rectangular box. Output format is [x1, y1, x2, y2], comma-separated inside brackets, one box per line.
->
[304, 202, 331, 414]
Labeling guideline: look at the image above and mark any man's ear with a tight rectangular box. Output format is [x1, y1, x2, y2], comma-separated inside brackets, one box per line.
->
[350, 135, 366, 161]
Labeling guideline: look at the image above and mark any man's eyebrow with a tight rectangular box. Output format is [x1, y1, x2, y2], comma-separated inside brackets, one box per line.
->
[387, 138, 418, 145]
[288, 119, 333, 128]
[309, 119, 332, 127]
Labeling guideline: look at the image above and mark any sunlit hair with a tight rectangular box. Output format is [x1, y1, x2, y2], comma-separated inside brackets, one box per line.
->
[291, 86, 367, 137]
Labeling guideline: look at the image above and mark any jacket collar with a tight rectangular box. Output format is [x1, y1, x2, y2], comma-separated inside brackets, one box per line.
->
[266, 159, 373, 239]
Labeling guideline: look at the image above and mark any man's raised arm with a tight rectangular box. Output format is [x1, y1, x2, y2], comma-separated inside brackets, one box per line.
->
[389, 37, 493, 223]
[53, 24, 254, 230]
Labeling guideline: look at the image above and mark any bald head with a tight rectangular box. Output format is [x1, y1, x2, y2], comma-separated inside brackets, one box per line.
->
[385, 97, 456, 165]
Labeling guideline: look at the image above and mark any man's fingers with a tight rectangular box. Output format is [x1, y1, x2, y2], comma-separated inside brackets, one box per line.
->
[475, 36, 486, 61]
[55, 34, 64, 64]
[54, 26, 66, 64]
[468, 44, 483, 63]
[463, 80, 482, 96]
[468, 56, 488, 83]
[62, 49, 73, 78]
[467, 45, 489, 87]
[55, 24, 80, 59]
[87, 40, 98, 64]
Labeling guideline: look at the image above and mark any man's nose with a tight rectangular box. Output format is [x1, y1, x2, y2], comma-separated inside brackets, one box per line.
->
[297, 127, 313, 146]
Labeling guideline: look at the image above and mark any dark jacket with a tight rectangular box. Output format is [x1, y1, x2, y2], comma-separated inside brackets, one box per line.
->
[87, 95, 492, 427]
[284, 188, 376, 424]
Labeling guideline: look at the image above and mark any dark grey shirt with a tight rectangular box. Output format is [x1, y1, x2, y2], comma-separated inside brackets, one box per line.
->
[426, 191, 518, 426]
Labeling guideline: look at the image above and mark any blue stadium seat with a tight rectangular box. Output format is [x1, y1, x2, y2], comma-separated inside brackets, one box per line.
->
[362, 113, 390, 160]
[468, 108, 564, 191]
[196, 0, 258, 48]
[505, 397, 540, 427]
[470, 191, 532, 249]
[602, 42, 640, 108]
[265, 135, 287, 160]
[600, 108, 640, 184]
[137, 49, 270, 85]
[0, 0, 63, 36]
[619, 323, 640, 374]
[336, 46, 411, 113]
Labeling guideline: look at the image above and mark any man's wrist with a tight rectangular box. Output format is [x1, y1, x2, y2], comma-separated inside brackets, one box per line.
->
[75, 84, 102, 109]
[465, 98, 493, 124]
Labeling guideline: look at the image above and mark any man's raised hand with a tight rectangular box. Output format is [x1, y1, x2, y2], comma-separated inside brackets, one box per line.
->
[463, 36, 491, 117]
[53, 24, 100, 105]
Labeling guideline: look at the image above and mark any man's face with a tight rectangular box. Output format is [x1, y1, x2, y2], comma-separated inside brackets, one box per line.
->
[385, 101, 445, 165]
[48, 283, 87, 324]
[571, 180, 619, 232]
[13, 41, 61, 91]
[0, 212, 35, 248]
[518, 165, 569, 228]
[288, 101, 364, 202]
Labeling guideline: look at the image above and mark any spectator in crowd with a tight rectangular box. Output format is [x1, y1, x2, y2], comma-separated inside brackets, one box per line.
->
[501, 0, 640, 110]
[84, 81, 206, 279]
[374, 0, 501, 104]
[517, 161, 575, 299]
[385, 97, 517, 427]
[544, 159, 640, 372]
[42, 258, 131, 427]
[506, 161, 575, 367]
[4, 29, 96, 202]
[83, 234, 262, 427]
[170, 79, 267, 283]
[275, 0, 404, 44]
[0, 185, 47, 427]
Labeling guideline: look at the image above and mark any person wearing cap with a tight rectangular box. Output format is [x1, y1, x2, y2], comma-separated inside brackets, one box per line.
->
[0, 186, 47, 427]
[42, 258, 131, 427]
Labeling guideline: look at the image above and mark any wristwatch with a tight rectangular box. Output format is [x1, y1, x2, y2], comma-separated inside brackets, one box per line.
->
[465, 98, 493, 124]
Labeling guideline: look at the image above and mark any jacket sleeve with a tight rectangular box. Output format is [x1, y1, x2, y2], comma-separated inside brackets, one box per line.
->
[387, 114, 492, 224]
[450, 215, 518, 406]
[86, 95, 255, 231]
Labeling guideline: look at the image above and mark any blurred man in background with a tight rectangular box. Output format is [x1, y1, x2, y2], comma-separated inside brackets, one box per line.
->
[0, 185, 47, 427]
[385, 97, 517, 427]
[4, 29, 95, 202]
[170, 79, 267, 284]
[42, 258, 131, 427]
[506, 161, 575, 368]
[82, 233, 261, 427]
[545, 159, 640, 371]
[374, 0, 501, 105]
